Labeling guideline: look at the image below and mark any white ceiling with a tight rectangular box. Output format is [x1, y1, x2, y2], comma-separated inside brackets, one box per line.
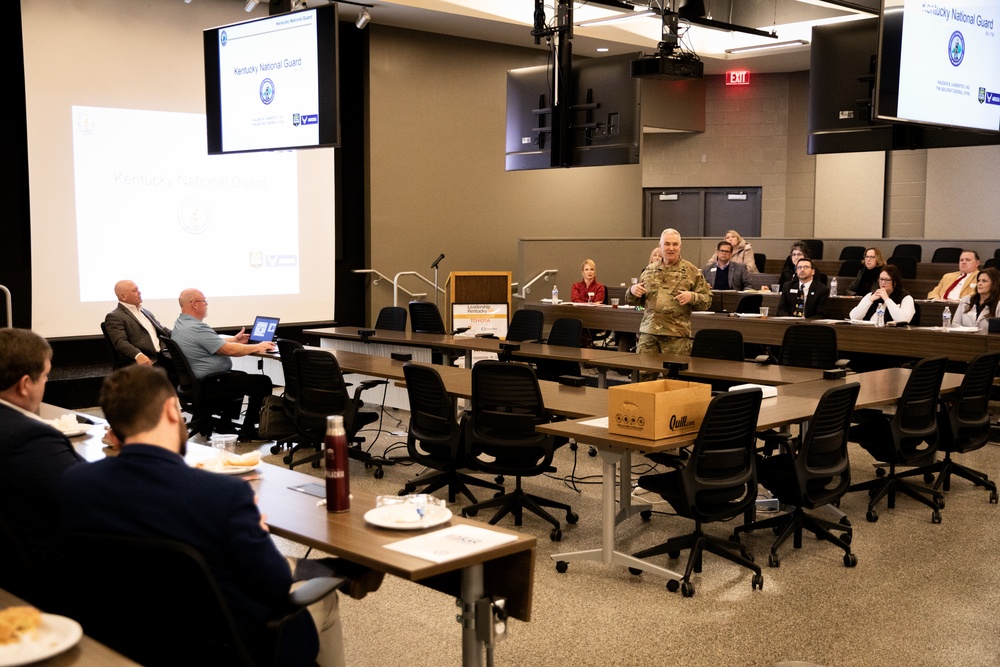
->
[329, 0, 881, 74]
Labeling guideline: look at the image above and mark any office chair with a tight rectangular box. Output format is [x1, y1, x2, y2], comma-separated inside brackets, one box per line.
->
[778, 324, 849, 370]
[891, 243, 923, 262]
[630, 388, 765, 597]
[734, 294, 763, 314]
[461, 361, 578, 541]
[887, 255, 917, 279]
[408, 300, 466, 364]
[986, 258, 997, 270]
[99, 321, 132, 369]
[267, 339, 304, 455]
[58, 533, 342, 667]
[846, 356, 948, 523]
[691, 328, 744, 362]
[159, 336, 242, 438]
[803, 239, 824, 259]
[534, 317, 583, 382]
[506, 309, 544, 342]
[288, 349, 388, 476]
[399, 363, 503, 503]
[753, 253, 767, 272]
[896, 352, 1000, 502]
[733, 383, 861, 568]
[838, 259, 863, 277]
[931, 247, 963, 264]
[374, 306, 407, 331]
[839, 246, 865, 261]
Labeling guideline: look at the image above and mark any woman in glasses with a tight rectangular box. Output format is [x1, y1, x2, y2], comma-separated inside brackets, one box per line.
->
[778, 241, 810, 288]
[953, 268, 1000, 331]
[847, 247, 885, 296]
[848, 264, 915, 324]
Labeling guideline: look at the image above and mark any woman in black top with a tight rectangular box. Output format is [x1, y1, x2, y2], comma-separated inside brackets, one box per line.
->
[847, 247, 885, 296]
[778, 241, 810, 287]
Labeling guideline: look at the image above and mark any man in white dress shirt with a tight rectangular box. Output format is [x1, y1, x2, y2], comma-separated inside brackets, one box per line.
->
[104, 280, 172, 369]
[927, 251, 980, 301]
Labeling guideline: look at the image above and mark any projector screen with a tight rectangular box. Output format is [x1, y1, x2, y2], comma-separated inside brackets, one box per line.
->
[21, 0, 337, 339]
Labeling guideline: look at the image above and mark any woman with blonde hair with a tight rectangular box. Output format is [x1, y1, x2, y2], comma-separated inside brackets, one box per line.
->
[571, 258, 606, 303]
[706, 230, 757, 273]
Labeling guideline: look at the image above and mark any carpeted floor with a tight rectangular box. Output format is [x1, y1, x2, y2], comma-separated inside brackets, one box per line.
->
[253, 404, 1000, 667]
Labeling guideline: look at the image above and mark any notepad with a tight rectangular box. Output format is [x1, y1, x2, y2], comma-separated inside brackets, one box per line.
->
[383, 524, 518, 564]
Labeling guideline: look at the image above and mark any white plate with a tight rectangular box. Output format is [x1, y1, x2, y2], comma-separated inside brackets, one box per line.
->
[734, 313, 763, 318]
[193, 460, 261, 475]
[57, 427, 89, 437]
[947, 326, 980, 333]
[0, 613, 83, 667]
[846, 319, 876, 326]
[364, 504, 453, 530]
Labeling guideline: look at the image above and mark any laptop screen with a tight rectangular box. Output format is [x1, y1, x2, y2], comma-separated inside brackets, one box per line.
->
[248, 316, 280, 344]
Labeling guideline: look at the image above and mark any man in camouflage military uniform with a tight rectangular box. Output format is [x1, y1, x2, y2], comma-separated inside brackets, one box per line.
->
[626, 229, 712, 378]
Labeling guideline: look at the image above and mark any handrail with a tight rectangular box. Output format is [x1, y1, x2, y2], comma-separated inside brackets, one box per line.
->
[0, 285, 10, 328]
[513, 270, 558, 300]
[392, 271, 446, 307]
[352, 269, 427, 300]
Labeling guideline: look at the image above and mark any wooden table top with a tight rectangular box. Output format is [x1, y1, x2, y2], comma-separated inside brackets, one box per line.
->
[591, 352, 826, 386]
[0, 588, 140, 667]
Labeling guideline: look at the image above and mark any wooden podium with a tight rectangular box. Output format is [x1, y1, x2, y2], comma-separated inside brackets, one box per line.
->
[446, 271, 512, 336]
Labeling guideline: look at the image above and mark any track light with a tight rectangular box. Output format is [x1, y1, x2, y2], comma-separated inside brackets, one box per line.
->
[245, 0, 259, 12]
[355, 7, 371, 29]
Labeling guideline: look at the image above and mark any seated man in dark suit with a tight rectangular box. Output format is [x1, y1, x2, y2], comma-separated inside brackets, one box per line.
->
[777, 258, 830, 319]
[104, 280, 172, 369]
[702, 241, 752, 291]
[171, 288, 275, 442]
[0, 329, 86, 602]
[59, 365, 343, 666]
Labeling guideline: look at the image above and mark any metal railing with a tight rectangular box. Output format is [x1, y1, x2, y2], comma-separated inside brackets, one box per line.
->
[513, 270, 558, 300]
[352, 269, 428, 301]
[391, 271, 446, 307]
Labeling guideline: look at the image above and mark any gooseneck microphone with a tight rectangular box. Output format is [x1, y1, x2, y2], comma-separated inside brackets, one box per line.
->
[431, 253, 445, 269]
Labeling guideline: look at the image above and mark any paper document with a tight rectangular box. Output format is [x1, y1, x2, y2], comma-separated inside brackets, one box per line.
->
[578, 417, 609, 428]
[383, 524, 518, 564]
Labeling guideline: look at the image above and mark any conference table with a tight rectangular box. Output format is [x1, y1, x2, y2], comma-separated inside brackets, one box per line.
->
[53, 407, 535, 667]
[0, 588, 139, 667]
[535, 368, 964, 581]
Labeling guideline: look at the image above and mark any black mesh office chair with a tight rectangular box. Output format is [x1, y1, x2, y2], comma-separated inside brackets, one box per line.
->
[735, 294, 762, 314]
[839, 246, 865, 261]
[159, 336, 242, 438]
[506, 309, 544, 342]
[374, 306, 407, 331]
[399, 363, 503, 503]
[534, 317, 583, 382]
[754, 253, 767, 272]
[887, 255, 917, 279]
[99, 321, 132, 369]
[846, 356, 948, 523]
[461, 361, 578, 541]
[289, 349, 387, 476]
[931, 247, 963, 263]
[630, 388, 765, 597]
[803, 239, 824, 259]
[778, 324, 848, 370]
[733, 383, 861, 568]
[268, 339, 304, 456]
[691, 328, 744, 362]
[58, 533, 341, 667]
[408, 300, 466, 364]
[891, 243, 923, 262]
[897, 352, 999, 502]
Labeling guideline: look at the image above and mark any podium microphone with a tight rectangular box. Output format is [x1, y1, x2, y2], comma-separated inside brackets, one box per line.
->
[431, 253, 445, 269]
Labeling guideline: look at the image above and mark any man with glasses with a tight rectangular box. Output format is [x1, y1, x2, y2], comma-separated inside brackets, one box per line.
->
[702, 241, 752, 290]
[172, 288, 275, 442]
[777, 258, 830, 319]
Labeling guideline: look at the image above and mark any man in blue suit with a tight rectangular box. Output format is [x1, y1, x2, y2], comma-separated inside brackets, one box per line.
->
[60, 365, 341, 666]
[0, 328, 86, 603]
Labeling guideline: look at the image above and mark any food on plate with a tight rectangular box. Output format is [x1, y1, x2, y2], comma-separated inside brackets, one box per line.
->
[221, 451, 261, 467]
[0, 605, 42, 645]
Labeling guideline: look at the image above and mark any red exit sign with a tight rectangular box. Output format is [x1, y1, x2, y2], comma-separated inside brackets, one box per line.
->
[726, 70, 751, 86]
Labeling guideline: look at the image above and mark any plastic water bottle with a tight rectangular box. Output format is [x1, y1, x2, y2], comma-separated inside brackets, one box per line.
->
[875, 303, 885, 328]
[551, 285, 559, 303]
[942, 306, 952, 330]
[830, 277, 838, 297]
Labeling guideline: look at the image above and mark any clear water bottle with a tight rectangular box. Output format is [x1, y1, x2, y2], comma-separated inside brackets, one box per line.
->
[942, 306, 952, 329]
[830, 277, 838, 297]
[875, 303, 885, 328]
[551, 285, 559, 303]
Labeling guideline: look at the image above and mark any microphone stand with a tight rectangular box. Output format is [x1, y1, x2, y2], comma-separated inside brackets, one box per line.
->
[430, 254, 445, 310]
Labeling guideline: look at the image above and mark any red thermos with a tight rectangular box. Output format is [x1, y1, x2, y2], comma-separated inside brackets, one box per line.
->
[325, 415, 350, 512]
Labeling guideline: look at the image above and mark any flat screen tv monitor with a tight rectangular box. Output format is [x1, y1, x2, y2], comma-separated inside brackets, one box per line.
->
[875, 0, 1000, 133]
[204, 5, 340, 154]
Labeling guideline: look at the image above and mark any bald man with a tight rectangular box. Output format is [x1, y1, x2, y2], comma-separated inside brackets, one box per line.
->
[104, 280, 172, 369]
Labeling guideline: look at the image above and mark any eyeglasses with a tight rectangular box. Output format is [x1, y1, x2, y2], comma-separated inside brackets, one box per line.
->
[878, 277, 892, 283]
[864, 254, 877, 259]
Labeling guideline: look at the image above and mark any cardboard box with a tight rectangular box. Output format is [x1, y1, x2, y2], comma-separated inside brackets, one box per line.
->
[607, 379, 712, 440]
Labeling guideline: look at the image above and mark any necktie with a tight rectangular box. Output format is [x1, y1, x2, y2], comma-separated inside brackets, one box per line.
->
[794, 287, 806, 317]
[944, 274, 966, 299]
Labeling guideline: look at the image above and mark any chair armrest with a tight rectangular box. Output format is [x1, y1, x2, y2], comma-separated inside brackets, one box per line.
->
[453, 327, 471, 335]
[289, 576, 344, 607]
[475, 333, 497, 339]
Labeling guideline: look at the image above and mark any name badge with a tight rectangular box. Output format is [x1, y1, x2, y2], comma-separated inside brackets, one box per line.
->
[789, 289, 799, 294]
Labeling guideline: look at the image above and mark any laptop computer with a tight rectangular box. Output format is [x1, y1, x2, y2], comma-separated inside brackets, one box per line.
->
[248, 316, 280, 345]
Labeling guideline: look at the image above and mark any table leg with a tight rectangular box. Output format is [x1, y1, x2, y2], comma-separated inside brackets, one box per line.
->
[597, 369, 607, 389]
[460, 565, 485, 667]
[550, 446, 681, 580]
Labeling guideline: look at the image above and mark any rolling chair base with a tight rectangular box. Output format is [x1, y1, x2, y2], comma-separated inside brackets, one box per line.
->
[402, 468, 504, 505]
[461, 479, 577, 541]
[847, 465, 943, 523]
[733, 507, 855, 568]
